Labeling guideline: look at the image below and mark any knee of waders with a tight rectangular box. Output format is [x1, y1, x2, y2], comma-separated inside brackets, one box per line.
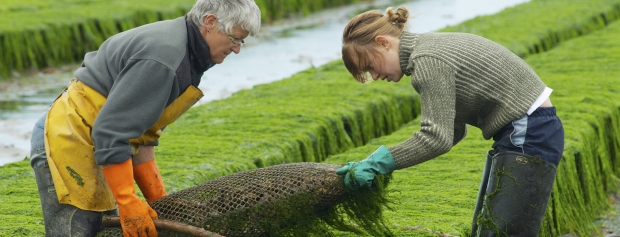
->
[34, 162, 59, 219]
[34, 161, 104, 237]
[475, 151, 557, 237]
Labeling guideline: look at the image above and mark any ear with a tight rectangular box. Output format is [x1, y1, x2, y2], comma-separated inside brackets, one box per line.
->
[374, 35, 390, 49]
[203, 14, 218, 30]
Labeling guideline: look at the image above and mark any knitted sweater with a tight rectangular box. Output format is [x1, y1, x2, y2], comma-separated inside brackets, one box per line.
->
[389, 31, 546, 169]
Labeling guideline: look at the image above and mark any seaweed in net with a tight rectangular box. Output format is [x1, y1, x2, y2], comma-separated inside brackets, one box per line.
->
[98, 162, 394, 237]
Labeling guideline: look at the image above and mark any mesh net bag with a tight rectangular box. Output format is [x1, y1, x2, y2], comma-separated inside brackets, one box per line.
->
[98, 162, 393, 237]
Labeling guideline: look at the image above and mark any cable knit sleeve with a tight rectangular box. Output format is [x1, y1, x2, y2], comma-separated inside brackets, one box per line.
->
[453, 123, 467, 145]
[388, 56, 458, 169]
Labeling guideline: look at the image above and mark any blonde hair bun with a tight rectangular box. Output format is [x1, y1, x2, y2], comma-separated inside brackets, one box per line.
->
[385, 6, 409, 29]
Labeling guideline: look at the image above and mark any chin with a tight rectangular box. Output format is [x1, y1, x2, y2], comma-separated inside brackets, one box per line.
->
[209, 55, 225, 64]
[392, 74, 405, 82]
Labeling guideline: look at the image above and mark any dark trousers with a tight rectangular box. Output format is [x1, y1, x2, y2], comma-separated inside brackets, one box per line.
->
[33, 161, 104, 236]
[31, 108, 105, 237]
[492, 106, 564, 166]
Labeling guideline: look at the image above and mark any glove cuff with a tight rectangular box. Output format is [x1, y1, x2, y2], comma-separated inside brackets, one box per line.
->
[368, 145, 397, 174]
[134, 160, 168, 203]
[102, 159, 137, 205]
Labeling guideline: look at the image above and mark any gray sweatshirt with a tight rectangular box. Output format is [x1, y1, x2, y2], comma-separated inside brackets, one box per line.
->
[74, 17, 212, 165]
[389, 31, 546, 169]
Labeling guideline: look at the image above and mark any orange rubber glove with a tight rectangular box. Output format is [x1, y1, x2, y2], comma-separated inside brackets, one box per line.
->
[134, 160, 168, 203]
[103, 159, 158, 237]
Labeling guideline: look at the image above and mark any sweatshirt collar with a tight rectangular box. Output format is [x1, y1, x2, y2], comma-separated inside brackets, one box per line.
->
[398, 31, 418, 76]
[186, 17, 216, 73]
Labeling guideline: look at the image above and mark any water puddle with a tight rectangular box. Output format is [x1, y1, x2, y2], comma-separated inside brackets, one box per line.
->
[0, 0, 529, 166]
[0, 99, 49, 163]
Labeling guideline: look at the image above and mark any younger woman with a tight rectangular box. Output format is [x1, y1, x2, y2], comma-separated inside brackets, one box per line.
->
[336, 6, 564, 236]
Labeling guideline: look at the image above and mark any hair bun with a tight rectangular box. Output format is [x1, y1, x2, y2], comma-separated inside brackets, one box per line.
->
[385, 6, 409, 28]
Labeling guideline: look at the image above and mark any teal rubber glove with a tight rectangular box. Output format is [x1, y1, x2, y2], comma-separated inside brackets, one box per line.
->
[335, 145, 397, 190]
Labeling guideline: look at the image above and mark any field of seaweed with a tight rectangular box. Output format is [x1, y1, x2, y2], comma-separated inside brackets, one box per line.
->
[1, 0, 619, 236]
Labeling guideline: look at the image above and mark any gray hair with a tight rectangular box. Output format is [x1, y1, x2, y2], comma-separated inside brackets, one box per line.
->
[187, 0, 262, 36]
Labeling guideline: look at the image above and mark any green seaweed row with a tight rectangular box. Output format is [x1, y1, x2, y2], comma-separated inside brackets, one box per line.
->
[0, 0, 193, 79]
[255, 0, 364, 22]
[156, 64, 420, 191]
[440, 0, 620, 58]
[0, 0, 364, 79]
[527, 23, 620, 236]
[2, 0, 620, 235]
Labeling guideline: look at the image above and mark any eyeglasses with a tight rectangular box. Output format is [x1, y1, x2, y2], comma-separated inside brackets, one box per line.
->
[228, 35, 245, 47]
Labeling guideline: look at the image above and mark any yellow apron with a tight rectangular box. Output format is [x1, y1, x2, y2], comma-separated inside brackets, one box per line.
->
[44, 79, 204, 211]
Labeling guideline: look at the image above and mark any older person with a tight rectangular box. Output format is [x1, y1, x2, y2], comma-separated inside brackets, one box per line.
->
[29, 0, 261, 236]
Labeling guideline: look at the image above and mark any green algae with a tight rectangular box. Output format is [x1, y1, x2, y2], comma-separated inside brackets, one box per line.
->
[258, 173, 395, 237]
[440, 0, 620, 58]
[255, 0, 364, 22]
[522, 20, 620, 236]
[0, 0, 365, 78]
[0, 161, 45, 236]
[473, 155, 552, 236]
[155, 63, 419, 192]
[324, 121, 490, 236]
[65, 166, 84, 187]
[3, 0, 620, 236]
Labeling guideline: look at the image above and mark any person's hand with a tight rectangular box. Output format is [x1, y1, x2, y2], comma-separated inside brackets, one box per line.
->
[116, 195, 159, 236]
[336, 145, 397, 190]
[103, 159, 158, 237]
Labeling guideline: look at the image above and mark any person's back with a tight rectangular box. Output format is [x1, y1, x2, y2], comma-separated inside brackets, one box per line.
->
[75, 18, 189, 97]
[401, 31, 546, 138]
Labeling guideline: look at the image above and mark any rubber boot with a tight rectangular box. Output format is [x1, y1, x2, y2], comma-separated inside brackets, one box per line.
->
[474, 151, 557, 237]
[33, 161, 102, 236]
[471, 151, 494, 236]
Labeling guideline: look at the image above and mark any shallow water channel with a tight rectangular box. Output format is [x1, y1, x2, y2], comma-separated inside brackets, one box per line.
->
[0, 0, 528, 166]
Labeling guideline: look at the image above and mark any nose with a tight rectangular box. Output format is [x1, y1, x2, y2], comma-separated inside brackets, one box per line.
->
[232, 45, 241, 54]
[370, 71, 379, 81]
